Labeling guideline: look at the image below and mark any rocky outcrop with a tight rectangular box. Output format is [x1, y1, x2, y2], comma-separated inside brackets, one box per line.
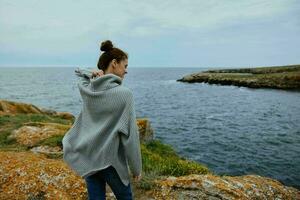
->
[8, 122, 70, 147]
[1, 151, 298, 200]
[30, 145, 62, 154]
[0, 99, 75, 120]
[177, 65, 300, 90]
[0, 99, 43, 115]
[0, 151, 87, 200]
[41, 109, 75, 120]
[0, 151, 153, 200]
[152, 174, 300, 199]
[137, 118, 154, 143]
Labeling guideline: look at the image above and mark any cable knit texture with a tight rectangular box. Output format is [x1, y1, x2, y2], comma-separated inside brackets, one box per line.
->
[62, 68, 142, 186]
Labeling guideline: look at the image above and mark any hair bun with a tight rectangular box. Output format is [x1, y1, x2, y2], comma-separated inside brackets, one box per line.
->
[100, 40, 113, 52]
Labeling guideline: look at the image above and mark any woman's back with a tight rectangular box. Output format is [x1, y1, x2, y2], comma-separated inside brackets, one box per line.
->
[63, 40, 141, 199]
[62, 70, 142, 187]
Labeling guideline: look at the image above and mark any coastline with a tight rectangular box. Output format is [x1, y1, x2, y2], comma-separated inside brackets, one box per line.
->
[177, 64, 300, 90]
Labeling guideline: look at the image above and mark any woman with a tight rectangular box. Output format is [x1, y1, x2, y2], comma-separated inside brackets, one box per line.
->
[62, 40, 142, 200]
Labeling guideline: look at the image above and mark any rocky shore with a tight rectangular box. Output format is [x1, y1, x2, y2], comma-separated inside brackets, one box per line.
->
[0, 99, 299, 199]
[177, 64, 300, 90]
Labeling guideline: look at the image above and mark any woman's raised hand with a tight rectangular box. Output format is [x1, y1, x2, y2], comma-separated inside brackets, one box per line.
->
[91, 69, 104, 78]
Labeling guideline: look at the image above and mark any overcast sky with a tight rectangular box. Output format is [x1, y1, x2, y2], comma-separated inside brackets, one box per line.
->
[0, 0, 299, 68]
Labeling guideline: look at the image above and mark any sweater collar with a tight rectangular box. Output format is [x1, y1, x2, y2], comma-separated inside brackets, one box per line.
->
[90, 73, 122, 91]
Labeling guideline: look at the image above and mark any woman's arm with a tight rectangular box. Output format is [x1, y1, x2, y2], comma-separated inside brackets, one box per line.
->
[75, 68, 93, 87]
[118, 90, 143, 178]
[75, 68, 104, 87]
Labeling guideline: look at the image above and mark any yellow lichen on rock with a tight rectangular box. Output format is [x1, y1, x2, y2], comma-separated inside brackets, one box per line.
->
[8, 122, 71, 147]
[136, 118, 154, 142]
[152, 174, 300, 200]
[53, 112, 75, 120]
[0, 151, 87, 200]
[30, 145, 62, 154]
[0, 99, 43, 115]
[0, 99, 75, 121]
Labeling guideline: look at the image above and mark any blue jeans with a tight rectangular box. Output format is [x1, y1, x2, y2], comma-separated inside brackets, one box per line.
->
[84, 165, 133, 200]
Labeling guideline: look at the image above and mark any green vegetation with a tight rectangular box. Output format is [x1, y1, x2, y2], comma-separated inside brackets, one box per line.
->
[141, 140, 209, 176]
[0, 113, 71, 150]
[0, 130, 15, 146]
[138, 140, 210, 190]
[205, 64, 300, 74]
[37, 135, 64, 148]
[0, 113, 70, 127]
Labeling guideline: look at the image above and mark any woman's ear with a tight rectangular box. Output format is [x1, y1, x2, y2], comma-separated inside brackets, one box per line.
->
[111, 59, 117, 69]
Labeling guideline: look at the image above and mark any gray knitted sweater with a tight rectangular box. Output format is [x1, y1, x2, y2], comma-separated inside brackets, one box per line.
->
[62, 68, 142, 186]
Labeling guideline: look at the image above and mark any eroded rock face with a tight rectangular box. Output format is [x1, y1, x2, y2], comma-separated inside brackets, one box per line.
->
[177, 66, 300, 90]
[30, 145, 62, 154]
[41, 108, 75, 120]
[0, 99, 75, 121]
[137, 118, 154, 143]
[0, 99, 43, 115]
[8, 122, 71, 147]
[1, 150, 299, 200]
[0, 151, 88, 199]
[55, 112, 74, 120]
[0, 151, 149, 200]
[152, 174, 300, 200]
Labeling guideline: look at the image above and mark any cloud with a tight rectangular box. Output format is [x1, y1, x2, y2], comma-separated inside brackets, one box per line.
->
[0, 0, 295, 38]
[0, 0, 299, 66]
[125, 0, 294, 32]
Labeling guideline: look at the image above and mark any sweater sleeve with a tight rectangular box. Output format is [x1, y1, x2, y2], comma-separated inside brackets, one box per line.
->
[118, 91, 142, 176]
[75, 68, 93, 87]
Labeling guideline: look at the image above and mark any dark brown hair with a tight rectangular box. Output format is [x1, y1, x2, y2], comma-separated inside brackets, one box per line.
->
[97, 40, 128, 71]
